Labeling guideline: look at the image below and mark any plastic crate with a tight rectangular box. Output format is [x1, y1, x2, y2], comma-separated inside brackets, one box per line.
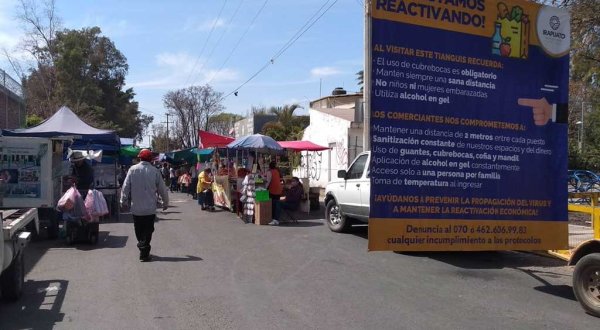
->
[255, 190, 270, 202]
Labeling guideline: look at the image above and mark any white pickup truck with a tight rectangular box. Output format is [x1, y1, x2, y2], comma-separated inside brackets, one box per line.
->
[324, 152, 371, 232]
[1, 208, 38, 301]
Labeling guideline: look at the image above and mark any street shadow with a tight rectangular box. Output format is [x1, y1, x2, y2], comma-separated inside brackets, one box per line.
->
[0, 279, 68, 330]
[24, 239, 59, 276]
[533, 284, 576, 301]
[400, 251, 566, 269]
[160, 211, 181, 215]
[150, 255, 203, 262]
[280, 220, 324, 227]
[155, 216, 181, 222]
[345, 223, 369, 239]
[517, 268, 577, 301]
[74, 232, 128, 250]
[103, 212, 133, 224]
[398, 251, 578, 303]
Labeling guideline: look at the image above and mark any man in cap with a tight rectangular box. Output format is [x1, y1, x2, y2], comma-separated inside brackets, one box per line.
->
[120, 149, 170, 262]
[70, 151, 94, 197]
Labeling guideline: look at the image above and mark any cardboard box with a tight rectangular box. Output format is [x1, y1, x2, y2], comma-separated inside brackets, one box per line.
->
[255, 200, 272, 225]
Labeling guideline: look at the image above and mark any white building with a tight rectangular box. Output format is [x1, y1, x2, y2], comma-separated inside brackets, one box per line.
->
[295, 90, 364, 188]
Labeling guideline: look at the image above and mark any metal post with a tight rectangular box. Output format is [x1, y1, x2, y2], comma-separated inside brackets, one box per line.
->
[3, 70, 8, 128]
[165, 113, 170, 152]
[363, 0, 372, 152]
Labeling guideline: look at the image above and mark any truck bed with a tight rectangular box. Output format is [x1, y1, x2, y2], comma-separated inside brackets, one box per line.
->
[2, 208, 38, 240]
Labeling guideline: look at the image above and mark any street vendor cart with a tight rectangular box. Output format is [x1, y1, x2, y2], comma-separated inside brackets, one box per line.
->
[0, 136, 66, 239]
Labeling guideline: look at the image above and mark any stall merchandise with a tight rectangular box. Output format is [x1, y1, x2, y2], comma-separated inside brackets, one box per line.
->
[278, 140, 329, 213]
[223, 134, 283, 219]
[2, 106, 122, 221]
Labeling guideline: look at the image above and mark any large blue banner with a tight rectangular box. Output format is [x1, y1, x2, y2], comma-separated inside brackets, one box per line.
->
[368, 0, 570, 251]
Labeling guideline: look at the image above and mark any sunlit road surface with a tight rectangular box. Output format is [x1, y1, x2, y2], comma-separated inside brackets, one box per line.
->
[1, 193, 597, 329]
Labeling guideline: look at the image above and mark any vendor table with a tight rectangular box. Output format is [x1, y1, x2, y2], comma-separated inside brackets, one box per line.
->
[213, 175, 236, 211]
[254, 200, 272, 225]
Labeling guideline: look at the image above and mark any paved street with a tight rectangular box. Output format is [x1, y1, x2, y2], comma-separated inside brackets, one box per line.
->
[1, 193, 598, 329]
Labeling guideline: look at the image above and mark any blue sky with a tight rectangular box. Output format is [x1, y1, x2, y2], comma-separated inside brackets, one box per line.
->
[0, 0, 365, 145]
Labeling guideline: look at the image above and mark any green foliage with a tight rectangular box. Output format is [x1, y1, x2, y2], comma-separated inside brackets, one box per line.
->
[22, 26, 151, 139]
[563, 0, 600, 170]
[261, 104, 309, 141]
[26, 114, 43, 127]
[356, 70, 364, 92]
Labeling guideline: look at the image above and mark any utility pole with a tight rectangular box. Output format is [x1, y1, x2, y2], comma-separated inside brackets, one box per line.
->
[363, 0, 372, 152]
[165, 113, 170, 152]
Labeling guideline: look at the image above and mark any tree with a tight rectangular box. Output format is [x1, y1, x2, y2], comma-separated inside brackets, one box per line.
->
[151, 124, 179, 153]
[7, 0, 62, 117]
[356, 70, 364, 92]
[19, 26, 152, 139]
[557, 0, 600, 169]
[261, 104, 309, 141]
[207, 113, 243, 136]
[250, 105, 268, 116]
[163, 84, 225, 149]
[7, 1, 151, 138]
[25, 114, 43, 127]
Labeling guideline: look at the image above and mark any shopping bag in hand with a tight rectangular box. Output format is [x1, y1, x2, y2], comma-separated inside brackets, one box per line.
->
[84, 190, 108, 222]
[57, 187, 77, 211]
[94, 190, 109, 216]
[85, 189, 109, 217]
[73, 189, 91, 221]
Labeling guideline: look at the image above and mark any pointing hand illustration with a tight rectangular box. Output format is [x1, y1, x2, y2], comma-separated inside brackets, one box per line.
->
[518, 97, 552, 126]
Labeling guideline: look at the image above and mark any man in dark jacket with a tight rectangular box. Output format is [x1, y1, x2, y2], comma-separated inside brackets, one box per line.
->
[70, 151, 94, 198]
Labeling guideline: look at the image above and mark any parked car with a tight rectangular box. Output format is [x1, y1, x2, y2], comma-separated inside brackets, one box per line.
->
[324, 152, 371, 232]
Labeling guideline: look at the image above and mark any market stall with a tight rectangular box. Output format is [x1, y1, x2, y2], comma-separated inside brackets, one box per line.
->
[226, 134, 283, 223]
[2, 106, 122, 219]
[278, 141, 330, 213]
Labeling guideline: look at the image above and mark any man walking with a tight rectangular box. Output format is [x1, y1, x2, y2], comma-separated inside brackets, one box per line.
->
[120, 149, 169, 262]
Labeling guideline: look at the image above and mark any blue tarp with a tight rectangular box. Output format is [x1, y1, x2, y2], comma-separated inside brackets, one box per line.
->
[2, 106, 120, 152]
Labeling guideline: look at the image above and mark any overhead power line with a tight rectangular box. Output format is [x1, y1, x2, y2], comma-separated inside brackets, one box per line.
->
[184, 0, 229, 87]
[190, 0, 246, 87]
[222, 0, 339, 100]
[271, 0, 332, 61]
[207, 0, 269, 86]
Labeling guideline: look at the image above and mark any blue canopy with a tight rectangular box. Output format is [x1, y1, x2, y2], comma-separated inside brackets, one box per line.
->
[2, 106, 120, 151]
[227, 134, 283, 154]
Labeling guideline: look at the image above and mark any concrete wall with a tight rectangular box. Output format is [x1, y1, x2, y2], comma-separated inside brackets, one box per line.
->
[311, 93, 362, 109]
[234, 115, 277, 138]
[294, 109, 354, 188]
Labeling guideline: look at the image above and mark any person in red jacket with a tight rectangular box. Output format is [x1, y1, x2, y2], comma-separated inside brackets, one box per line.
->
[266, 161, 283, 226]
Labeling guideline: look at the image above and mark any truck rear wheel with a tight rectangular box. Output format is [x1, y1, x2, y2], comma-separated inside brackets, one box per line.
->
[1, 251, 25, 301]
[573, 253, 600, 317]
[326, 200, 351, 233]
